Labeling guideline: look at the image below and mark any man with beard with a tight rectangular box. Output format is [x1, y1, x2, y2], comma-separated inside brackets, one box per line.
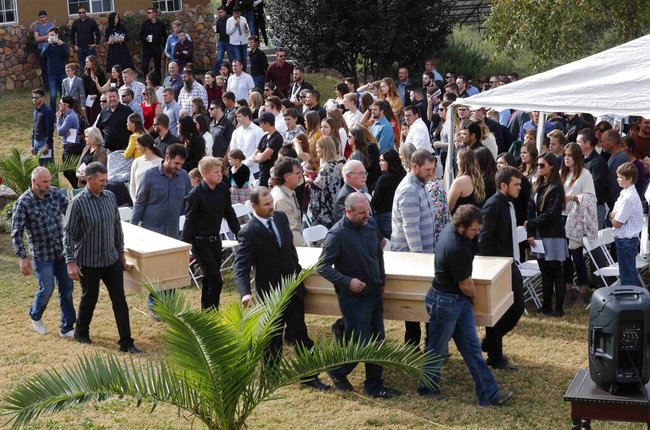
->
[178, 68, 208, 112]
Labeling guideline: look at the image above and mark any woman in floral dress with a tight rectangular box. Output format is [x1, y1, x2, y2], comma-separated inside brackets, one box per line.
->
[307, 136, 341, 228]
[425, 155, 451, 247]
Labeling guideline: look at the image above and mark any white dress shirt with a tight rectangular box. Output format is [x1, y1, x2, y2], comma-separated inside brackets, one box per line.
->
[230, 122, 265, 175]
[612, 186, 644, 239]
[274, 111, 288, 133]
[343, 110, 362, 129]
[404, 118, 432, 152]
[226, 71, 255, 102]
[226, 16, 249, 46]
[254, 212, 281, 247]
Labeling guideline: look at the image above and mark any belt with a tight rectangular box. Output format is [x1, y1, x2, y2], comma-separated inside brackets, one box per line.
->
[194, 235, 220, 242]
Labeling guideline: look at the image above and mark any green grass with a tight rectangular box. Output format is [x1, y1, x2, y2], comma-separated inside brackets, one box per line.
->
[0, 85, 647, 429]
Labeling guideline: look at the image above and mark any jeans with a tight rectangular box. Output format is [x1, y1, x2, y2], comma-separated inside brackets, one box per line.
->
[253, 75, 265, 90]
[418, 289, 499, 406]
[374, 212, 392, 240]
[33, 138, 52, 166]
[215, 40, 236, 73]
[76, 259, 134, 348]
[39, 54, 49, 91]
[242, 11, 256, 36]
[615, 236, 640, 286]
[30, 257, 76, 333]
[329, 292, 385, 392]
[191, 239, 224, 310]
[77, 48, 96, 72]
[48, 72, 66, 109]
[230, 44, 248, 73]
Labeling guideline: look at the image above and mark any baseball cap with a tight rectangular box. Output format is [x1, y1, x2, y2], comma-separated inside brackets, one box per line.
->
[254, 112, 275, 126]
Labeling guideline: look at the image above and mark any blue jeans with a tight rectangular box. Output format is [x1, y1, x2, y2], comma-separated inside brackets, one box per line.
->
[215, 40, 236, 73]
[30, 257, 76, 332]
[230, 44, 248, 73]
[77, 48, 96, 72]
[615, 236, 640, 286]
[48, 72, 66, 109]
[418, 289, 499, 406]
[242, 12, 256, 36]
[253, 75, 265, 90]
[374, 212, 392, 239]
[329, 292, 384, 391]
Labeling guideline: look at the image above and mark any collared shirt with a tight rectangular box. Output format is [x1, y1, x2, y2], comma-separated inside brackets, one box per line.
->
[70, 17, 101, 48]
[181, 180, 240, 242]
[57, 110, 80, 146]
[64, 188, 124, 268]
[607, 150, 630, 206]
[62, 76, 85, 100]
[163, 100, 182, 136]
[96, 103, 134, 151]
[249, 47, 268, 77]
[271, 184, 307, 247]
[226, 71, 255, 101]
[265, 61, 294, 94]
[140, 18, 167, 48]
[127, 99, 144, 122]
[131, 161, 192, 238]
[396, 77, 412, 105]
[163, 74, 183, 100]
[391, 173, 435, 253]
[370, 116, 394, 152]
[230, 123, 265, 174]
[119, 81, 146, 105]
[343, 110, 362, 129]
[226, 15, 249, 45]
[12, 187, 68, 261]
[178, 81, 208, 113]
[289, 80, 314, 102]
[274, 112, 288, 134]
[253, 212, 282, 247]
[282, 126, 304, 142]
[209, 116, 235, 158]
[612, 186, 644, 239]
[404, 117, 432, 152]
[33, 103, 55, 146]
[154, 130, 181, 155]
[164, 32, 191, 60]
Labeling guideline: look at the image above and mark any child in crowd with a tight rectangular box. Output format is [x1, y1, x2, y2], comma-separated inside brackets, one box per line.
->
[610, 162, 644, 286]
[303, 158, 317, 182]
[228, 149, 251, 204]
[188, 168, 202, 187]
[486, 109, 500, 123]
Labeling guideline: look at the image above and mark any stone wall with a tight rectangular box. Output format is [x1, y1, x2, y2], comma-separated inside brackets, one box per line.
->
[0, 3, 217, 91]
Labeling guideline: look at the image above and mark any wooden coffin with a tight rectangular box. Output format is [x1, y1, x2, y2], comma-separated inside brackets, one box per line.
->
[121, 222, 192, 293]
[296, 247, 513, 327]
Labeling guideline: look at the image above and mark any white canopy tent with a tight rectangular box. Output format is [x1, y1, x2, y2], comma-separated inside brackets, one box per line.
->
[444, 33, 650, 188]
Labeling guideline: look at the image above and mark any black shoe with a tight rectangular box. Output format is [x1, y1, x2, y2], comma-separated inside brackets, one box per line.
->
[490, 390, 514, 406]
[74, 332, 92, 344]
[487, 358, 518, 371]
[551, 309, 565, 317]
[535, 307, 552, 315]
[419, 391, 449, 401]
[301, 377, 331, 391]
[364, 385, 402, 399]
[481, 337, 487, 353]
[327, 372, 353, 391]
[120, 345, 145, 354]
[331, 319, 344, 342]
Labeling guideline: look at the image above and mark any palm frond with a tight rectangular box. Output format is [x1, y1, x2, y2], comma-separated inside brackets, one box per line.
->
[0, 148, 38, 195]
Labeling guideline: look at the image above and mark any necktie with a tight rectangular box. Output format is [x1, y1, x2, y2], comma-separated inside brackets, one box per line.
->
[267, 219, 280, 246]
[509, 202, 520, 263]
[237, 19, 242, 35]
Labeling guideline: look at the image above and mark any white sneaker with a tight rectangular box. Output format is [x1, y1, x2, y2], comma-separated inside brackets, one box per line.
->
[60, 329, 74, 338]
[31, 319, 47, 335]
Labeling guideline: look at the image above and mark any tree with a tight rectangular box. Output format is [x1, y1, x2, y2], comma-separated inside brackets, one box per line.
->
[0, 148, 79, 195]
[267, 0, 453, 81]
[486, 0, 650, 71]
[0, 267, 438, 430]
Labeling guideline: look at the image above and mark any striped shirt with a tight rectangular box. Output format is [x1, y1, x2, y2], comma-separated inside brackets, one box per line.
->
[12, 187, 68, 261]
[391, 173, 436, 253]
[64, 188, 124, 267]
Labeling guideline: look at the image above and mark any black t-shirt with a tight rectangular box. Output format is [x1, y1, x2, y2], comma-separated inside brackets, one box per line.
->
[256, 130, 283, 187]
[432, 223, 474, 295]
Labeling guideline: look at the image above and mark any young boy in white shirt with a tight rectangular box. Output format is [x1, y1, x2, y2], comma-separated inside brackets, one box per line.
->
[610, 162, 644, 286]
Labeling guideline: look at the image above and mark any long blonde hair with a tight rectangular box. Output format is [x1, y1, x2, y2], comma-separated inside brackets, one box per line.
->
[457, 147, 485, 204]
[317, 136, 338, 164]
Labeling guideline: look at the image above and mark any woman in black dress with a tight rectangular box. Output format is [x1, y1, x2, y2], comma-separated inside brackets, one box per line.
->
[178, 115, 206, 172]
[371, 148, 406, 239]
[82, 55, 106, 125]
[105, 12, 134, 73]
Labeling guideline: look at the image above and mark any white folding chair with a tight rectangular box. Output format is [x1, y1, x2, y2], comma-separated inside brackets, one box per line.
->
[583, 236, 627, 288]
[232, 202, 252, 223]
[118, 206, 132, 222]
[220, 220, 239, 272]
[302, 224, 328, 247]
[515, 226, 543, 312]
[189, 251, 203, 289]
[598, 228, 648, 282]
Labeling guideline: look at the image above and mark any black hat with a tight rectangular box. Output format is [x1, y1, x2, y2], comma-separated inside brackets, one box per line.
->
[254, 112, 275, 126]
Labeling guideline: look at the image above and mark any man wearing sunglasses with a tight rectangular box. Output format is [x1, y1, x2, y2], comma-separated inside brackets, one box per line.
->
[70, 6, 101, 69]
[265, 49, 294, 95]
[139, 7, 167, 76]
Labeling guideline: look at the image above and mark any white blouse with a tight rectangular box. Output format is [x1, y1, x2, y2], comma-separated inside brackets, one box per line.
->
[562, 168, 595, 216]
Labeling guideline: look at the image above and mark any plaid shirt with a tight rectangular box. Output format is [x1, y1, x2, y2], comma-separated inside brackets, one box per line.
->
[11, 187, 68, 261]
[178, 81, 208, 112]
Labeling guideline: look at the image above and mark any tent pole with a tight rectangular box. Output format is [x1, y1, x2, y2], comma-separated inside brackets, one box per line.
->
[536, 111, 547, 155]
[444, 104, 456, 192]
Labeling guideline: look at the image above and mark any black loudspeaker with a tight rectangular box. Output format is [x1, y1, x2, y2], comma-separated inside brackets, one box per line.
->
[589, 286, 650, 394]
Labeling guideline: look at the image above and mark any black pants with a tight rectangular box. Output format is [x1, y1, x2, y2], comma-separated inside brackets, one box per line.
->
[192, 239, 223, 310]
[255, 14, 268, 44]
[39, 54, 49, 91]
[484, 264, 525, 361]
[76, 259, 134, 348]
[404, 321, 429, 349]
[267, 285, 313, 365]
[62, 144, 84, 188]
[142, 47, 162, 76]
[538, 258, 565, 312]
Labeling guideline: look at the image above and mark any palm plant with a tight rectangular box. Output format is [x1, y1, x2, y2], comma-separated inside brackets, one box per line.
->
[1, 266, 438, 429]
[0, 148, 79, 195]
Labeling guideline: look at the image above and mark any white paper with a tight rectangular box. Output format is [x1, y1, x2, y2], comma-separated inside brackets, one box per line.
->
[85, 95, 95, 108]
[532, 240, 545, 254]
[77, 162, 87, 173]
[68, 129, 78, 142]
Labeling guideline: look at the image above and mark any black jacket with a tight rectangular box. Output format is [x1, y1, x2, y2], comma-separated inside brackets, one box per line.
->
[182, 134, 206, 172]
[209, 116, 235, 158]
[182, 180, 240, 242]
[97, 103, 133, 151]
[479, 192, 514, 257]
[584, 149, 609, 205]
[526, 181, 565, 238]
[333, 184, 373, 222]
[233, 211, 305, 297]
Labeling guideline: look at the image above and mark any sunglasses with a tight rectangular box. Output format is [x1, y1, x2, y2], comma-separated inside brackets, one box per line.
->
[100, 99, 108, 103]
[537, 163, 548, 168]
[152, 123, 160, 126]
[596, 127, 607, 132]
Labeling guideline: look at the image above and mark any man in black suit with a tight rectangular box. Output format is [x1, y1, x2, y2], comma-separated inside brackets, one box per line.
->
[333, 160, 372, 222]
[478, 166, 525, 371]
[233, 186, 330, 391]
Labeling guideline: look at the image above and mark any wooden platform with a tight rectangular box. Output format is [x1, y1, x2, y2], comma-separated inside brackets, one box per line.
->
[122, 222, 192, 293]
[296, 247, 513, 327]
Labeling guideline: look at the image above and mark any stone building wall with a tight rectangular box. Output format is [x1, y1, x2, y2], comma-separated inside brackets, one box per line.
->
[0, 3, 216, 91]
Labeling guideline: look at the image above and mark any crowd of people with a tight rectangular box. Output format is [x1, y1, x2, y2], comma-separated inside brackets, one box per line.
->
[15, 3, 650, 407]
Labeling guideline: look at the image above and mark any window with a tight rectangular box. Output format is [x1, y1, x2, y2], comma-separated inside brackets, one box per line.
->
[68, 0, 114, 15]
[0, 0, 18, 24]
[154, 0, 183, 13]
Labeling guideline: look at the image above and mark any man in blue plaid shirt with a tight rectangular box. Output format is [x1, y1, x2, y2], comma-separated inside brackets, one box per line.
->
[11, 167, 76, 337]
